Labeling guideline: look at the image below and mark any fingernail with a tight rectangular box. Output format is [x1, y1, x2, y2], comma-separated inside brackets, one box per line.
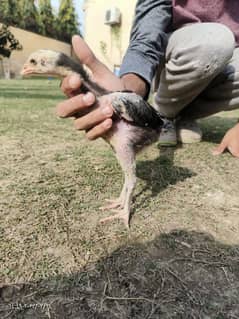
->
[104, 119, 112, 128]
[56, 104, 66, 117]
[72, 34, 81, 42]
[102, 107, 113, 116]
[74, 120, 82, 130]
[83, 92, 95, 104]
[212, 150, 219, 155]
[69, 75, 80, 89]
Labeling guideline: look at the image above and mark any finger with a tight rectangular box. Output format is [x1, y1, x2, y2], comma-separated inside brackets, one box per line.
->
[228, 146, 239, 158]
[72, 35, 110, 75]
[74, 104, 113, 130]
[212, 141, 227, 155]
[72, 35, 124, 91]
[56, 92, 95, 118]
[61, 74, 82, 97]
[72, 35, 99, 70]
[86, 119, 113, 140]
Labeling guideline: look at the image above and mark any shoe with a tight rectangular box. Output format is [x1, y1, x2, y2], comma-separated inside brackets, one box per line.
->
[177, 119, 202, 144]
[158, 119, 177, 146]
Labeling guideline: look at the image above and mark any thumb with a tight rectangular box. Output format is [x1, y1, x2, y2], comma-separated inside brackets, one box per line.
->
[72, 35, 107, 74]
[212, 140, 227, 156]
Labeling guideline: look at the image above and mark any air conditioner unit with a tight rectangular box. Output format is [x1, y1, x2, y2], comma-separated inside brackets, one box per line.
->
[104, 7, 121, 26]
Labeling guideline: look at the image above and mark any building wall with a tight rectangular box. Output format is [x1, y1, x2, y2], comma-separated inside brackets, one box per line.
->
[1, 27, 71, 78]
[83, 0, 137, 72]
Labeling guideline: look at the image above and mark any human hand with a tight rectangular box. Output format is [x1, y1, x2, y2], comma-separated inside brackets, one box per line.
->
[212, 123, 239, 158]
[57, 35, 147, 140]
[56, 35, 124, 139]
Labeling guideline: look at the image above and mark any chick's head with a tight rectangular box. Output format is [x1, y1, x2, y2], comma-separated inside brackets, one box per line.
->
[21, 50, 63, 77]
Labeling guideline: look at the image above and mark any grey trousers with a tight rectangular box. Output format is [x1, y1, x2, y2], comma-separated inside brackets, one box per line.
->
[154, 23, 239, 120]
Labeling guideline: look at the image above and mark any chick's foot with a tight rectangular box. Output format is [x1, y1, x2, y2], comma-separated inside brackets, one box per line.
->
[99, 198, 124, 211]
[99, 208, 130, 229]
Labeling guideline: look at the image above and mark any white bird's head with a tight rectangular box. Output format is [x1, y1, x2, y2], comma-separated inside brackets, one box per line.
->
[21, 50, 77, 77]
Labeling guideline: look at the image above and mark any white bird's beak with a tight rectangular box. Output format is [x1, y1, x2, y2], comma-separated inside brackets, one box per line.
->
[21, 64, 35, 76]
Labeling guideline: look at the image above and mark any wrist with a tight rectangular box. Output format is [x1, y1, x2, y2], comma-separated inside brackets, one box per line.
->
[121, 73, 149, 98]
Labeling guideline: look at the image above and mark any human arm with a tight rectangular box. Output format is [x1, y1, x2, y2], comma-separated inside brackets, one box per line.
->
[212, 123, 239, 158]
[57, 0, 172, 139]
[120, 0, 172, 91]
[57, 36, 148, 139]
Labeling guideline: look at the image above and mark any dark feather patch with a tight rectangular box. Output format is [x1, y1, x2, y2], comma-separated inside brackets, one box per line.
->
[57, 53, 109, 96]
[112, 93, 164, 129]
[56, 54, 163, 129]
[57, 53, 89, 80]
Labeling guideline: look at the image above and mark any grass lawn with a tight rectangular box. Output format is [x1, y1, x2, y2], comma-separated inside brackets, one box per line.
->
[0, 79, 239, 318]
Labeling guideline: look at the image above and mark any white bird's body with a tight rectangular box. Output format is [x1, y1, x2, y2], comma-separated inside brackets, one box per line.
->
[22, 50, 164, 228]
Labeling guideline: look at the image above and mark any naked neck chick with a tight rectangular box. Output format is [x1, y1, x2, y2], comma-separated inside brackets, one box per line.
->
[21, 50, 164, 228]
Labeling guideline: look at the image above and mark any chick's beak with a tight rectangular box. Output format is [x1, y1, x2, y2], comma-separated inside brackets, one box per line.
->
[21, 63, 35, 76]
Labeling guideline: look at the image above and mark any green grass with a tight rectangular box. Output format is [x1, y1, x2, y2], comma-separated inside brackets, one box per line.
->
[1, 79, 239, 318]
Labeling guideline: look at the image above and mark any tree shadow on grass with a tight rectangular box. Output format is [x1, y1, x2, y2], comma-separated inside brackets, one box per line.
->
[134, 115, 238, 205]
[135, 146, 195, 207]
[1, 230, 239, 318]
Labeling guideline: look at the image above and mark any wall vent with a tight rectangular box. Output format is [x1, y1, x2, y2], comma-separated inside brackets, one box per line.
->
[104, 7, 121, 26]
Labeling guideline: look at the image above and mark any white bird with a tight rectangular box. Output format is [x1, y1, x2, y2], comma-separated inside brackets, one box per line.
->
[22, 50, 165, 228]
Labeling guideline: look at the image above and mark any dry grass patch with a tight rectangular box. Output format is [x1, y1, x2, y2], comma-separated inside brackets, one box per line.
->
[0, 79, 239, 318]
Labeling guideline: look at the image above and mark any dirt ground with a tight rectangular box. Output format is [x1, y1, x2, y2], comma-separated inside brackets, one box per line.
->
[1, 230, 239, 319]
[0, 79, 239, 318]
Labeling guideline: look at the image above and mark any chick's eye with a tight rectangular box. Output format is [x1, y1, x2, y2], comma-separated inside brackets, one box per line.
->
[41, 59, 46, 66]
[30, 59, 37, 65]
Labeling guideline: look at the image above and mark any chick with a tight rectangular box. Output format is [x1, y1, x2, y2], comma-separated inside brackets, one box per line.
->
[21, 50, 164, 228]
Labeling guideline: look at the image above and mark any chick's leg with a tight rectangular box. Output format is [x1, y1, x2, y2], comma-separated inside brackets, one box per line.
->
[100, 145, 136, 228]
[100, 181, 127, 210]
